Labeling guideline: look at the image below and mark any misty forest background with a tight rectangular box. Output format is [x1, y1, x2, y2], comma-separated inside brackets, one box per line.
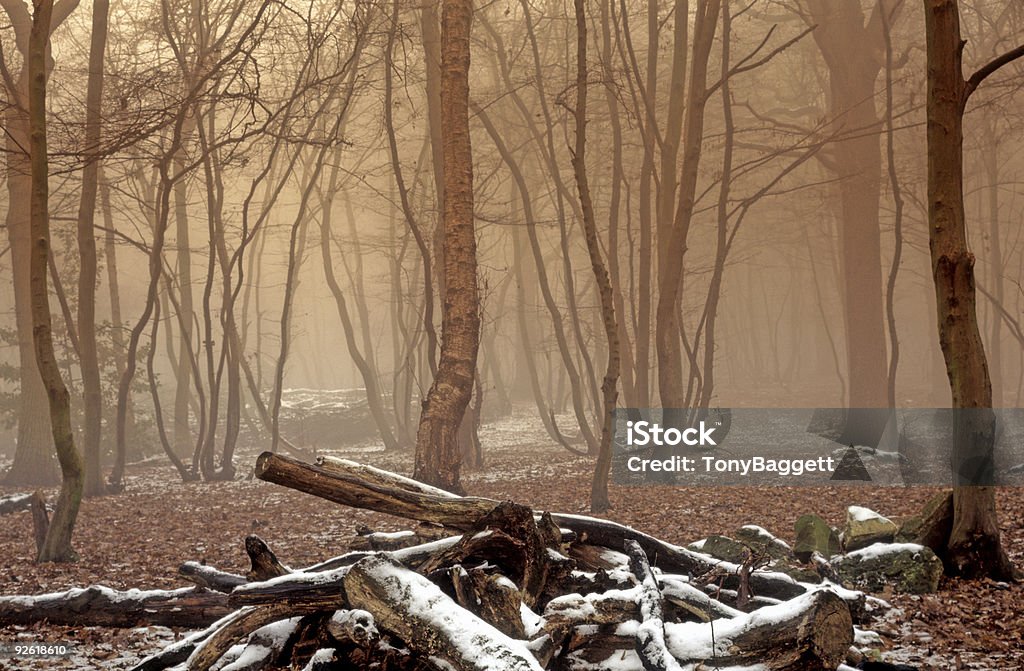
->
[1, 0, 1023, 562]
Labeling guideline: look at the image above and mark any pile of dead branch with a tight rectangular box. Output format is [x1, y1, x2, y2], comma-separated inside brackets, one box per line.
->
[0, 454, 876, 670]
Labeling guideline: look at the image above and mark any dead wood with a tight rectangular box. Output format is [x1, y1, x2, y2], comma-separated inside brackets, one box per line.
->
[178, 561, 247, 593]
[245, 534, 290, 581]
[344, 553, 545, 671]
[0, 585, 230, 628]
[255, 452, 806, 601]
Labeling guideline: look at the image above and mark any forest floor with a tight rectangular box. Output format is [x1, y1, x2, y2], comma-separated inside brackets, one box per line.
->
[0, 407, 1022, 670]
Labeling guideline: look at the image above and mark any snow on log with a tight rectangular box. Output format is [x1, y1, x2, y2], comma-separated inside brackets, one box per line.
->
[344, 553, 545, 671]
[624, 539, 684, 671]
[178, 562, 247, 593]
[315, 455, 457, 498]
[0, 585, 231, 628]
[228, 567, 350, 609]
[24, 457, 865, 671]
[186, 606, 299, 671]
[563, 588, 852, 671]
[255, 452, 807, 602]
[665, 587, 853, 669]
[254, 451, 495, 527]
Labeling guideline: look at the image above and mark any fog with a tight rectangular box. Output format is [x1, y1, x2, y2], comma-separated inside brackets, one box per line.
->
[2, 0, 1022, 485]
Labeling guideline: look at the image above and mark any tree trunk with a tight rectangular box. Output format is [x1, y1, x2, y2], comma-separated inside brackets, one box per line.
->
[656, 0, 719, 415]
[570, 0, 619, 513]
[923, 0, 1018, 580]
[320, 165, 400, 452]
[76, 0, 110, 498]
[413, 0, 479, 493]
[804, 0, 895, 439]
[27, 0, 84, 563]
[0, 3, 58, 487]
[393, 0, 439, 378]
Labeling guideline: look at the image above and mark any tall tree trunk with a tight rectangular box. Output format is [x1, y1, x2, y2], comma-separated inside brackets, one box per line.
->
[100, 170, 132, 450]
[390, 0, 439, 377]
[571, 0, 619, 514]
[28, 0, 84, 562]
[803, 0, 897, 444]
[923, 0, 1020, 580]
[633, 0, 657, 408]
[881, 2, 904, 410]
[2, 115, 56, 487]
[599, 0, 634, 409]
[982, 122, 1003, 407]
[656, 0, 719, 413]
[698, 0, 731, 410]
[173, 156, 195, 459]
[320, 170, 400, 452]
[76, 0, 109, 497]
[413, 0, 478, 493]
[0, 0, 65, 487]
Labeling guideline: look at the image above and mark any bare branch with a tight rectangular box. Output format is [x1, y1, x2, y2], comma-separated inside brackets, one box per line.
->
[963, 43, 1024, 101]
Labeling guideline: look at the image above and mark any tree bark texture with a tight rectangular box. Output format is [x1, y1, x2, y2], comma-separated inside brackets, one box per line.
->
[413, 0, 479, 493]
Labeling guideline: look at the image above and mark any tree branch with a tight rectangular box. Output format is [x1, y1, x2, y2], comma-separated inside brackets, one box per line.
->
[964, 43, 1024, 101]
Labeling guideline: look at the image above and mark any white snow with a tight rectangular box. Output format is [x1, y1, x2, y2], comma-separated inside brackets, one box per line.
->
[0, 585, 202, 608]
[230, 566, 349, 597]
[494, 575, 518, 591]
[217, 643, 273, 671]
[520, 602, 545, 638]
[659, 575, 743, 620]
[664, 590, 826, 661]
[854, 626, 883, 647]
[300, 648, 337, 670]
[544, 586, 643, 622]
[317, 456, 457, 498]
[359, 556, 545, 670]
[329, 608, 377, 639]
[839, 542, 928, 562]
[546, 548, 570, 562]
[847, 505, 892, 524]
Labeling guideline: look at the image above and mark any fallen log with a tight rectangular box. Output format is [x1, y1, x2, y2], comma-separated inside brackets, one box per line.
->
[670, 588, 853, 669]
[38, 455, 865, 671]
[229, 567, 350, 609]
[187, 605, 299, 671]
[344, 553, 545, 671]
[254, 451, 495, 527]
[0, 585, 230, 628]
[255, 452, 806, 601]
[564, 588, 852, 671]
[625, 539, 684, 671]
[349, 524, 451, 551]
[178, 561, 247, 593]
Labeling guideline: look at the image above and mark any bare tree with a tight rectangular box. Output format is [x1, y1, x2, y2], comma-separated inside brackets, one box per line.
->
[569, 0, 619, 513]
[0, 0, 80, 486]
[76, 0, 110, 497]
[27, 0, 83, 562]
[413, 0, 478, 492]
[923, 0, 1022, 579]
